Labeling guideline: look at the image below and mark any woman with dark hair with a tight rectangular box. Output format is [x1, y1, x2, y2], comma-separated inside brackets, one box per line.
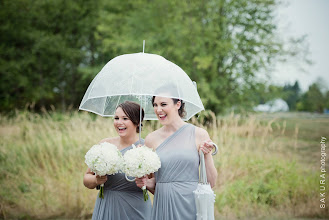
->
[83, 101, 151, 220]
[136, 94, 218, 220]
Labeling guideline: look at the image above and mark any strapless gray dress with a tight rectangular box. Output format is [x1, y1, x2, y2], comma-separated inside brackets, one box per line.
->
[151, 124, 199, 220]
[92, 140, 152, 220]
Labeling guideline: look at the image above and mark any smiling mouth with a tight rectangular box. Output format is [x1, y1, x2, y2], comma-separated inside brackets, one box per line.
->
[118, 127, 127, 131]
[158, 114, 167, 120]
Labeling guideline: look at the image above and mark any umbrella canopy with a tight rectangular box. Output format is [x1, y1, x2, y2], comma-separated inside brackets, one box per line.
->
[194, 184, 216, 220]
[79, 52, 204, 120]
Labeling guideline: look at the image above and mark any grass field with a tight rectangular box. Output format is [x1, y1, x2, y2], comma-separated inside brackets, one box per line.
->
[0, 111, 328, 219]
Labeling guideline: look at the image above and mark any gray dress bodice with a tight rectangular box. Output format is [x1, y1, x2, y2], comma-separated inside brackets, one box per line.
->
[151, 124, 199, 220]
[92, 139, 152, 220]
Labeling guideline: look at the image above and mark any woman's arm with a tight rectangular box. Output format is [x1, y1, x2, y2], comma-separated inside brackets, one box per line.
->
[83, 168, 107, 189]
[195, 127, 218, 188]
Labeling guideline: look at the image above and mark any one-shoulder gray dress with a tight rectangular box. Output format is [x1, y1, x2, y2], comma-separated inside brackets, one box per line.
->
[92, 140, 152, 220]
[151, 124, 199, 220]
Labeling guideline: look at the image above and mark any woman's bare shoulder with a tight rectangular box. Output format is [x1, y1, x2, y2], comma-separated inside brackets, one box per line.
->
[145, 129, 163, 149]
[99, 137, 119, 145]
[194, 126, 210, 145]
[194, 126, 209, 137]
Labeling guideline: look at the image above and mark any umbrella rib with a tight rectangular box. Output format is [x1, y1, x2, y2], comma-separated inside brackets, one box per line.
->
[88, 72, 101, 100]
[129, 66, 135, 95]
[103, 96, 108, 115]
[173, 66, 182, 99]
[115, 95, 122, 111]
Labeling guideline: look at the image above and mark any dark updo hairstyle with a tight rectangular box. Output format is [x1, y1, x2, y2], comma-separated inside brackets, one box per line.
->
[117, 101, 144, 133]
[151, 84, 186, 118]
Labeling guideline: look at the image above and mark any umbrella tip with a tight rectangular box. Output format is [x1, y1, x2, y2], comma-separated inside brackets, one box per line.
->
[143, 40, 145, 53]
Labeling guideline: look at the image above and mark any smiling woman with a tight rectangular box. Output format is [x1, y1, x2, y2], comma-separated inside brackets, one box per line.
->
[135, 94, 218, 220]
[83, 101, 151, 220]
[152, 96, 186, 121]
[152, 96, 185, 123]
[115, 101, 144, 135]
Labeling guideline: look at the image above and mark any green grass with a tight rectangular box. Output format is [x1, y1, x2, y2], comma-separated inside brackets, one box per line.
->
[0, 111, 328, 219]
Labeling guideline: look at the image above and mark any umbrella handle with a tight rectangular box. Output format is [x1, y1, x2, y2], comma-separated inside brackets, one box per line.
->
[199, 150, 207, 184]
[125, 174, 136, 182]
[210, 142, 218, 156]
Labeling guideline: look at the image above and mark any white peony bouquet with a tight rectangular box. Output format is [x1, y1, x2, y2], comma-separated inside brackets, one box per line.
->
[123, 145, 161, 201]
[85, 142, 124, 198]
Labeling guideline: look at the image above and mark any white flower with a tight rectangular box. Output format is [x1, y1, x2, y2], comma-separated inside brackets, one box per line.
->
[85, 142, 124, 176]
[123, 145, 161, 178]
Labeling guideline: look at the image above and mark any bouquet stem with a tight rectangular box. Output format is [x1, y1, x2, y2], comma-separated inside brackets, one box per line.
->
[142, 185, 148, 201]
[99, 183, 104, 199]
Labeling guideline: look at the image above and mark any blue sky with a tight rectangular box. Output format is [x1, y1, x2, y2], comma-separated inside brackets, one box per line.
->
[272, 0, 329, 91]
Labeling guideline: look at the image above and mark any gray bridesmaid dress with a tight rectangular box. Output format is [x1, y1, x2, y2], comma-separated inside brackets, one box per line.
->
[92, 140, 152, 220]
[151, 124, 199, 220]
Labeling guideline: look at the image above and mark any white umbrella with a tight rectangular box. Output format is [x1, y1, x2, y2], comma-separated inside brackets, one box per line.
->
[79, 52, 204, 121]
[194, 150, 216, 220]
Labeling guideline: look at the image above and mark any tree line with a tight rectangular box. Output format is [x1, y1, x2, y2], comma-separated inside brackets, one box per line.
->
[1, 0, 315, 114]
[254, 80, 329, 113]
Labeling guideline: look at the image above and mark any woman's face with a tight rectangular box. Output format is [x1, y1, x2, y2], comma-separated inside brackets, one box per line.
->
[113, 107, 137, 137]
[153, 96, 181, 125]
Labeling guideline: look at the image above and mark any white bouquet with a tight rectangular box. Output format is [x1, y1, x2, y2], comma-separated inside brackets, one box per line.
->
[123, 145, 161, 201]
[85, 142, 124, 198]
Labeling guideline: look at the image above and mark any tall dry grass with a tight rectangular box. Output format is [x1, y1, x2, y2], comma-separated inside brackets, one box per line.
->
[0, 111, 328, 219]
[0, 111, 111, 219]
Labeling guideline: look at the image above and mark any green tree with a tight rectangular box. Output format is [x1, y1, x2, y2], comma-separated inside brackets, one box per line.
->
[297, 83, 325, 113]
[0, 0, 103, 111]
[0, 0, 310, 114]
[96, 0, 308, 113]
[282, 81, 301, 111]
[324, 91, 329, 111]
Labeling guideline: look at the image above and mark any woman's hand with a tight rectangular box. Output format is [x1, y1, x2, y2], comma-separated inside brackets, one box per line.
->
[95, 175, 107, 185]
[135, 175, 148, 188]
[135, 175, 156, 194]
[83, 168, 107, 189]
[197, 135, 218, 188]
[199, 139, 216, 155]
